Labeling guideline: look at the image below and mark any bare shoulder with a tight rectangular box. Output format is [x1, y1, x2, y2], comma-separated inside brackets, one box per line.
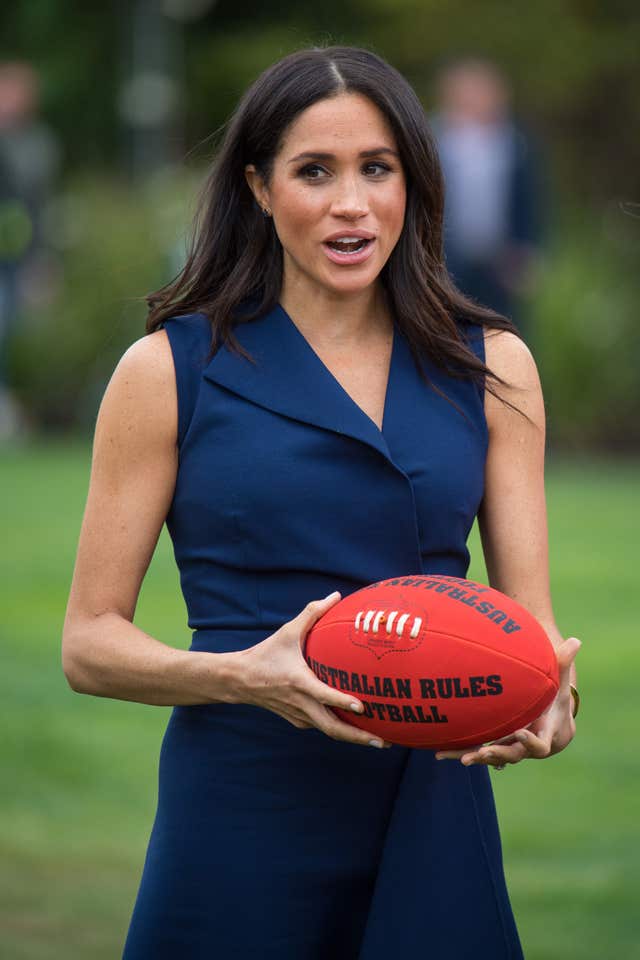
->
[96, 328, 177, 451]
[482, 328, 544, 429]
[483, 328, 539, 391]
[114, 327, 175, 392]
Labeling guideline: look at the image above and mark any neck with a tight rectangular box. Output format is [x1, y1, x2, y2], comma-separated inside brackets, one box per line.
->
[279, 278, 391, 348]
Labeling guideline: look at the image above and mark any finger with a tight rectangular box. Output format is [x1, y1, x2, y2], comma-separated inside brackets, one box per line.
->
[435, 744, 483, 761]
[299, 671, 366, 716]
[556, 636, 581, 680]
[490, 733, 517, 746]
[435, 722, 549, 763]
[462, 742, 529, 766]
[437, 740, 528, 766]
[511, 727, 552, 759]
[294, 591, 342, 639]
[307, 702, 392, 749]
[269, 705, 315, 729]
[282, 713, 314, 730]
[289, 594, 369, 716]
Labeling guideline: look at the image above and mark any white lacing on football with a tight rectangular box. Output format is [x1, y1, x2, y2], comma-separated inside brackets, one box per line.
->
[354, 610, 422, 638]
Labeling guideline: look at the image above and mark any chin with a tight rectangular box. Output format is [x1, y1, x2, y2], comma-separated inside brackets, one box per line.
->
[321, 266, 381, 295]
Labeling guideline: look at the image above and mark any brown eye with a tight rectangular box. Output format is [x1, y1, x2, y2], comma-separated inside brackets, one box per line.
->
[299, 164, 329, 180]
[363, 162, 391, 176]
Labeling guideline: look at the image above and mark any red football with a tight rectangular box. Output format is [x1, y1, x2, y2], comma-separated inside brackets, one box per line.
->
[304, 574, 559, 749]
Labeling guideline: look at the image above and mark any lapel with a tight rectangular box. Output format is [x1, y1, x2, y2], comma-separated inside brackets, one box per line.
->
[202, 303, 400, 465]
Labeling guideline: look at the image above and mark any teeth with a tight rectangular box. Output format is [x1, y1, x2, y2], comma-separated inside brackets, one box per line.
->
[326, 237, 372, 254]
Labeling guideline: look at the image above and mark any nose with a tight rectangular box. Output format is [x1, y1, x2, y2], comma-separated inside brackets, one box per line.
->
[330, 174, 369, 219]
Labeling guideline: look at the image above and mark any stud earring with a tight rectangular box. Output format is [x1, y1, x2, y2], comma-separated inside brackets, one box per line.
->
[261, 207, 272, 218]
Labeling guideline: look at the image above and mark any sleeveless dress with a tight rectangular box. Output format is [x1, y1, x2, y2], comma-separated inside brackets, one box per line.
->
[122, 303, 524, 960]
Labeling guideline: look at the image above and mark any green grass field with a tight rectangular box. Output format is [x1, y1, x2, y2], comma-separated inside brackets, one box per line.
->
[1, 441, 638, 959]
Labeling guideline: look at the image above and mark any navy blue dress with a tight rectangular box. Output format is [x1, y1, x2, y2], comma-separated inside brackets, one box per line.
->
[122, 303, 524, 959]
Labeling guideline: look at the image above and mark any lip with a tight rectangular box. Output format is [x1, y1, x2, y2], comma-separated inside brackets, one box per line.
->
[323, 229, 376, 242]
[322, 237, 377, 266]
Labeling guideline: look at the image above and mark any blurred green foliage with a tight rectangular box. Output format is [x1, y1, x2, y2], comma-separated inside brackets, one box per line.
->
[0, 199, 33, 258]
[531, 206, 640, 450]
[9, 173, 197, 429]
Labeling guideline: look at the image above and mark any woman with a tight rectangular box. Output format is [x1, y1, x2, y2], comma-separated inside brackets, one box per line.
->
[63, 46, 579, 959]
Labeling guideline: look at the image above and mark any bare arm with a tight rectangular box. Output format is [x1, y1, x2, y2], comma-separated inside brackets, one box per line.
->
[437, 329, 579, 766]
[479, 330, 563, 645]
[62, 329, 239, 705]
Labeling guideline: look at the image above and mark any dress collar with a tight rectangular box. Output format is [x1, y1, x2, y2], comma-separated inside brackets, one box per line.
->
[202, 303, 400, 464]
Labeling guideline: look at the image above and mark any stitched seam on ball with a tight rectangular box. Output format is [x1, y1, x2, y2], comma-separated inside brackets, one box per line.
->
[355, 609, 420, 637]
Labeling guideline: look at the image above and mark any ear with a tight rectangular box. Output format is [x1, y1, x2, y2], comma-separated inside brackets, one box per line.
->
[244, 164, 270, 212]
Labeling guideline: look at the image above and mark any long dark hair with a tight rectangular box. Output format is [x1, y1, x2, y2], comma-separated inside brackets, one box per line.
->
[146, 45, 519, 390]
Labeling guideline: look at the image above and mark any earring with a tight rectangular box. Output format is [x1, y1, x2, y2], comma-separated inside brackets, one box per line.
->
[261, 206, 272, 218]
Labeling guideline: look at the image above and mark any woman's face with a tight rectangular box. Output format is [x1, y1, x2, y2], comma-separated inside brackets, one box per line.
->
[245, 92, 407, 299]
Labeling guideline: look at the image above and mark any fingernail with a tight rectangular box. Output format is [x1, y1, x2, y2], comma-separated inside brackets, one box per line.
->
[323, 591, 341, 602]
[350, 702, 364, 713]
[369, 739, 384, 749]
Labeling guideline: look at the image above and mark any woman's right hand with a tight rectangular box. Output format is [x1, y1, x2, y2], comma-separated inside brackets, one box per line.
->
[229, 591, 392, 749]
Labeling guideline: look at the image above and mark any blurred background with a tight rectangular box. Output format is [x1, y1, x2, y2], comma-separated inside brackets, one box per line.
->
[1, 2, 638, 958]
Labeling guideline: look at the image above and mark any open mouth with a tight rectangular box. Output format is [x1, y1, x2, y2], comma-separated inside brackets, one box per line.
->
[325, 238, 373, 255]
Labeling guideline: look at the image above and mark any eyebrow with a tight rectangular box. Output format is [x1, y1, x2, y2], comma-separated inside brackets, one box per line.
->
[287, 147, 400, 164]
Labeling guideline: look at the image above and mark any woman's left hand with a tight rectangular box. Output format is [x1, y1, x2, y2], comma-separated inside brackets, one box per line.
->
[435, 636, 581, 769]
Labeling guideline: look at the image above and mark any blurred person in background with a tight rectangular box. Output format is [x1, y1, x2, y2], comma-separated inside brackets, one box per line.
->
[0, 61, 61, 438]
[431, 58, 546, 339]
